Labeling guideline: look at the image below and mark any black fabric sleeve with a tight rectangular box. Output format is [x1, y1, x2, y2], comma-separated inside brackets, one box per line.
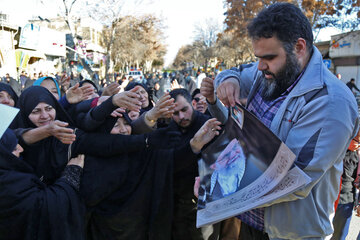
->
[173, 143, 199, 172]
[72, 97, 117, 131]
[61, 165, 83, 191]
[0, 170, 85, 240]
[90, 96, 117, 121]
[72, 130, 146, 158]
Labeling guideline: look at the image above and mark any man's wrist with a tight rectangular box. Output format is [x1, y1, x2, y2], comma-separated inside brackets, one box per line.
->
[206, 97, 217, 105]
[190, 138, 202, 154]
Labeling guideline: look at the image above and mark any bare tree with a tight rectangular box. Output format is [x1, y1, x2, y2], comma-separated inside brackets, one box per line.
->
[193, 18, 222, 70]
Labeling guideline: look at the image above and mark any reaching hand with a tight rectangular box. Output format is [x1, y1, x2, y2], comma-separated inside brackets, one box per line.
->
[102, 82, 120, 96]
[146, 93, 175, 121]
[110, 107, 126, 118]
[67, 154, 85, 168]
[66, 83, 94, 104]
[112, 86, 142, 112]
[216, 77, 240, 107]
[171, 79, 183, 90]
[200, 77, 216, 104]
[190, 118, 221, 153]
[194, 176, 200, 198]
[47, 120, 76, 144]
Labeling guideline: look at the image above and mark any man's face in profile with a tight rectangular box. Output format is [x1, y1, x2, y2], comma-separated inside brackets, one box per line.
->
[253, 36, 301, 100]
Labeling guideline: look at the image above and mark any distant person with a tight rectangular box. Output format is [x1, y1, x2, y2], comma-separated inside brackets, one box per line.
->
[331, 131, 360, 240]
[2, 73, 21, 96]
[346, 78, 360, 93]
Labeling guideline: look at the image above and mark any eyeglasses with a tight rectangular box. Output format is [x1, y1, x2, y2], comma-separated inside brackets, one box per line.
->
[193, 97, 200, 102]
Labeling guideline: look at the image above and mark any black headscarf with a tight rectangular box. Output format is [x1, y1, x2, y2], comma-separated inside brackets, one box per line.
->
[0, 82, 18, 105]
[0, 128, 85, 240]
[17, 86, 74, 184]
[79, 80, 99, 93]
[0, 128, 17, 152]
[18, 86, 74, 128]
[125, 82, 154, 114]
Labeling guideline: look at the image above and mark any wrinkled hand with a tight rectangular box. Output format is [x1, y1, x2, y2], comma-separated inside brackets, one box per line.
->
[190, 118, 221, 153]
[67, 154, 85, 168]
[146, 93, 175, 121]
[171, 79, 183, 90]
[110, 107, 126, 118]
[65, 83, 94, 104]
[112, 86, 142, 112]
[47, 120, 76, 144]
[201, 77, 216, 104]
[194, 176, 200, 198]
[216, 77, 240, 107]
[102, 82, 120, 96]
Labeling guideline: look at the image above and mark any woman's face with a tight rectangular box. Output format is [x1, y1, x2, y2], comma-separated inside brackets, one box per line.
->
[0, 91, 15, 107]
[40, 80, 59, 100]
[136, 86, 149, 108]
[110, 117, 132, 135]
[28, 102, 56, 127]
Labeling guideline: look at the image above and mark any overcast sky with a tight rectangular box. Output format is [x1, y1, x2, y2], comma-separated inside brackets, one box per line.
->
[1, 0, 341, 67]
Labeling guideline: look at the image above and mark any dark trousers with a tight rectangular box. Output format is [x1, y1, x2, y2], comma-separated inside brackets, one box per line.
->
[331, 202, 354, 240]
[172, 199, 204, 240]
[239, 222, 269, 240]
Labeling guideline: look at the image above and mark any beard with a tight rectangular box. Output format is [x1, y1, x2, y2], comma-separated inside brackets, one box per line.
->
[260, 52, 301, 101]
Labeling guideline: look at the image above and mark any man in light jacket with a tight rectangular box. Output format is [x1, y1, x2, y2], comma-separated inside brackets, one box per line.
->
[201, 3, 359, 240]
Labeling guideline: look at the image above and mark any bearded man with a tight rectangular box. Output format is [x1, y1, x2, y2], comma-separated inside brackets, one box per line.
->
[200, 3, 359, 240]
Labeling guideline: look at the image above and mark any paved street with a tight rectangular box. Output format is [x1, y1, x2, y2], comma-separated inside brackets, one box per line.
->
[346, 211, 359, 240]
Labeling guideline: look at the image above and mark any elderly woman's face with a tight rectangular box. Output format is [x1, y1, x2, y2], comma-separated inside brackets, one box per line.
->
[0, 91, 15, 107]
[110, 117, 132, 135]
[136, 86, 149, 108]
[28, 102, 56, 127]
[40, 80, 60, 100]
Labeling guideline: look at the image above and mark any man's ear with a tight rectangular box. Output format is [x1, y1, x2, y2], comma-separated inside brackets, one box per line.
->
[295, 38, 307, 56]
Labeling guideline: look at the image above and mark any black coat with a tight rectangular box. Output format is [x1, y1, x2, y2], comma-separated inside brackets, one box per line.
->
[80, 117, 178, 240]
[0, 129, 85, 240]
[155, 110, 210, 199]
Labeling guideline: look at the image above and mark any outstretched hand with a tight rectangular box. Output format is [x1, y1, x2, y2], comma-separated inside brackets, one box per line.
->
[201, 77, 216, 104]
[47, 120, 76, 144]
[216, 77, 240, 107]
[112, 86, 142, 112]
[190, 118, 221, 154]
[194, 176, 200, 198]
[66, 83, 94, 104]
[102, 82, 120, 96]
[146, 92, 175, 121]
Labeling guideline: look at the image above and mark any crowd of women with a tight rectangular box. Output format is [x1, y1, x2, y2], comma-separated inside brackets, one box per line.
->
[0, 76, 220, 240]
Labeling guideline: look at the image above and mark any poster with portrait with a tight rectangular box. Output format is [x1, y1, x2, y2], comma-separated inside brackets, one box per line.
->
[196, 103, 310, 227]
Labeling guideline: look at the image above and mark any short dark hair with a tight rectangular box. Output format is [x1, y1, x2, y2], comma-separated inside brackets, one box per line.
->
[170, 88, 192, 103]
[247, 3, 313, 54]
[351, 78, 355, 82]
[191, 89, 201, 99]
